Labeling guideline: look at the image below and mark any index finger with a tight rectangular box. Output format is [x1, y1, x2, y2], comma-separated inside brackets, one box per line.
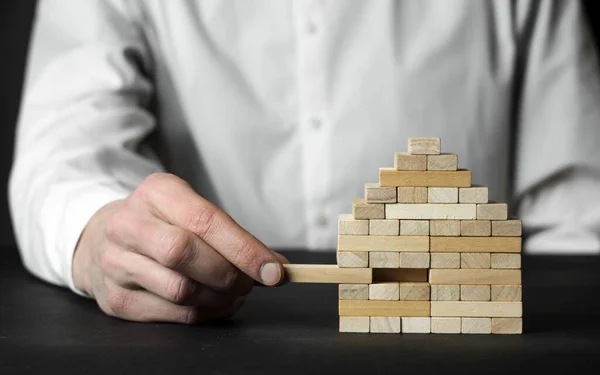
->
[138, 173, 284, 286]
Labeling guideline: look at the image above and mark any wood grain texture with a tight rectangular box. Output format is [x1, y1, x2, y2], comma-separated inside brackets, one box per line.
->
[283, 264, 372, 284]
[339, 284, 369, 300]
[431, 301, 522, 317]
[430, 253, 460, 269]
[462, 318, 492, 334]
[365, 183, 397, 203]
[369, 219, 400, 236]
[337, 214, 369, 235]
[431, 317, 461, 333]
[399, 252, 430, 268]
[338, 235, 429, 252]
[397, 187, 428, 203]
[352, 198, 384, 219]
[369, 282, 400, 300]
[399, 220, 429, 235]
[380, 168, 471, 187]
[408, 137, 441, 155]
[431, 285, 460, 301]
[337, 251, 369, 268]
[394, 152, 427, 171]
[430, 237, 521, 253]
[477, 203, 508, 220]
[430, 220, 460, 236]
[427, 154, 458, 171]
[369, 252, 400, 268]
[460, 220, 491, 236]
[490, 253, 521, 269]
[339, 300, 431, 317]
[385, 203, 476, 220]
[399, 282, 430, 301]
[491, 285, 522, 301]
[458, 187, 488, 203]
[370, 317, 401, 333]
[373, 268, 428, 282]
[401, 317, 431, 333]
[461, 252, 491, 269]
[460, 285, 491, 301]
[339, 317, 370, 333]
[429, 269, 521, 285]
[492, 318, 522, 334]
[428, 187, 458, 203]
[492, 220, 522, 236]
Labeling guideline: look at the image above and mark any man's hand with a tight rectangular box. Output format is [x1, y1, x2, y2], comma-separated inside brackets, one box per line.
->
[72, 173, 288, 323]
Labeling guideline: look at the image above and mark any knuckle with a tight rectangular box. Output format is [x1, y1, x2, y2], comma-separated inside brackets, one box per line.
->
[159, 228, 191, 269]
[187, 204, 219, 238]
[166, 276, 195, 305]
[231, 241, 258, 270]
[106, 288, 133, 316]
[99, 248, 121, 274]
[104, 211, 128, 243]
[182, 307, 198, 324]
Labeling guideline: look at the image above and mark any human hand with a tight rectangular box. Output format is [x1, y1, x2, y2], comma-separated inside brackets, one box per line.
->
[72, 173, 288, 323]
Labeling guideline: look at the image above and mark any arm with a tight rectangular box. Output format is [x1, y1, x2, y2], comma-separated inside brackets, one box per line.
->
[513, 0, 600, 253]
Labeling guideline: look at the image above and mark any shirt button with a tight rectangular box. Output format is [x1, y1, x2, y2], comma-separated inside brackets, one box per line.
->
[310, 117, 322, 130]
[305, 20, 317, 34]
[315, 214, 328, 227]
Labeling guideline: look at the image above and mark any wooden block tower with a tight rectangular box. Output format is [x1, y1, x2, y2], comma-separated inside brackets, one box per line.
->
[283, 137, 522, 334]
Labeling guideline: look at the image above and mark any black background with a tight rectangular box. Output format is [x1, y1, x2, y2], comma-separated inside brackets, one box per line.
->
[1, 1, 600, 250]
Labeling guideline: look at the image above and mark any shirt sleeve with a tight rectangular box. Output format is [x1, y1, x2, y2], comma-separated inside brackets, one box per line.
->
[8, 0, 164, 296]
[513, 0, 600, 254]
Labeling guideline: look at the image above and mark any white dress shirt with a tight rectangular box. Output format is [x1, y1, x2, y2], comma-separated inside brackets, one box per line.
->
[9, 0, 600, 296]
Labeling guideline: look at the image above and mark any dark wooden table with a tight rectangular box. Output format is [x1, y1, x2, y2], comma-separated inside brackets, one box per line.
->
[1, 246, 599, 374]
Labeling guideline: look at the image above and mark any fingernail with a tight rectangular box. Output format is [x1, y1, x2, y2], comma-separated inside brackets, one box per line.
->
[260, 263, 281, 286]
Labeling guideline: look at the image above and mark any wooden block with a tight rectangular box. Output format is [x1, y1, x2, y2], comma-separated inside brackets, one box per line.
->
[394, 152, 427, 171]
[462, 318, 492, 334]
[428, 188, 458, 203]
[380, 169, 471, 187]
[431, 301, 522, 317]
[408, 137, 440, 155]
[427, 154, 458, 171]
[373, 268, 428, 282]
[369, 219, 400, 236]
[365, 183, 397, 203]
[369, 282, 400, 300]
[339, 317, 370, 333]
[429, 269, 521, 285]
[492, 220, 522, 237]
[400, 220, 429, 236]
[461, 252, 491, 269]
[430, 253, 460, 269]
[339, 300, 431, 317]
[399, 282, 430, 301]
[430, 220, 460, 236]
[353, 198, 384, 219]
[430, 237, 521, 253]
[339, 284, 369, 300]
[490, 253, 521, 269]
[431, 285, 460, 301]
[399, 252, 430, 268]
[491, 285, 522, 301]
[397, 187, 428, 203]
[338, 214, 369, 235]
[385, 204, 476, 220]
[283, 264, 372, 284]
[458, 187, 488, 203]
[477, 203, 508, 220]
[492, 318, 522, 334]
[401, 317, 431, 333]
[369, 252, 400, 268]
[370, 317, 401, 333]
[431, 317, 461, 333]
[337, 251, 369, 268]
[460, 220, 491, 236]
[338, 235, 429, 252]
[460, 285, 491, 301]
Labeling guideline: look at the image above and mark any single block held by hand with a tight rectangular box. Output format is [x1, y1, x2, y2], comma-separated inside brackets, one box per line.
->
[283, 264, 372, 284]
[408, 137, 441, 155]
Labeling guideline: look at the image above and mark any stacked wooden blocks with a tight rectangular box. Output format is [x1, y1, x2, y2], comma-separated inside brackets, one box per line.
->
[337, 137, 522, 334]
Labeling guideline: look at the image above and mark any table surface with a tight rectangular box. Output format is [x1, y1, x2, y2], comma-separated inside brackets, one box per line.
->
[1, 246, 600, 374]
